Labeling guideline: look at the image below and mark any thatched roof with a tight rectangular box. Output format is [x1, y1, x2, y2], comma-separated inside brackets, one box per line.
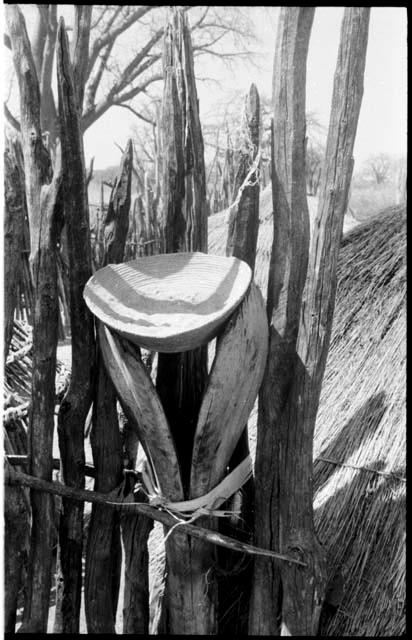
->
[208, 187, 406, 636]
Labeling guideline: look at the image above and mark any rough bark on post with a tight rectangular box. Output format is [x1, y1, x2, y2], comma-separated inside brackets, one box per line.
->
[70, 5, 92, 114]
[280, 10, 369, 634]
[39, 5, 58, 152]
[4, 136, 26, 361]
[227, 84, 261, 271]
[5, 6, 63, 633]
[84, 140, 133, 634]
[53, 19, 95, 633]
[220, 83, 261, 634]
[120, 421, 153, 634]
[250, 7, 370, 636]
[3, 433, 30, 633]
[249, 7, 314, 636]
[155, 8, 211, 634]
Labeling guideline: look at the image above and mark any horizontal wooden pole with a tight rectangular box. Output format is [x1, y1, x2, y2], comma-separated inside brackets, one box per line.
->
[5, 466, 305, 567]
[6, 454, 96, 478]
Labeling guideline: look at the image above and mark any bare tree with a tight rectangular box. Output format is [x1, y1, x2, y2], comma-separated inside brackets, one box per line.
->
[4, 5, 258, 147]
[365, 152, 392, 184]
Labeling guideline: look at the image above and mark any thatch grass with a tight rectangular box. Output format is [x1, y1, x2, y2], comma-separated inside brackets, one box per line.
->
[313, 205, 406, 636]
[209, 188, 406, 636]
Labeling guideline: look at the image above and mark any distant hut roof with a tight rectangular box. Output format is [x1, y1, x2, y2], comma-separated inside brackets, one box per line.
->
[208, 189, 406, 636]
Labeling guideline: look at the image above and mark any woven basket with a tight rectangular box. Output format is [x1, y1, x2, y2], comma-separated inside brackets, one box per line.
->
[84, 252, 252, 352]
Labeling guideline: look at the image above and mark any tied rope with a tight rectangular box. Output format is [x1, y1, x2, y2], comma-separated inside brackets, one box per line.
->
[109, 456, 253, 542]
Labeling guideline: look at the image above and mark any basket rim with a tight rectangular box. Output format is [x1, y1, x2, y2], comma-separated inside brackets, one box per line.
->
[83, 251, 252, 350]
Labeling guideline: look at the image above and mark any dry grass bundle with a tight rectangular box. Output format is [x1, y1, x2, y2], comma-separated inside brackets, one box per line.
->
[313, 205, 406, 636]
[209, 193, 405, 636]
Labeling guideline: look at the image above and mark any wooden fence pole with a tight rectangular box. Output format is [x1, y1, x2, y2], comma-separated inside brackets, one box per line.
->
[3, 433, 30, 632]
[53, 17, 94, 633]
[155, 8, 212, 634]
[5, 5, 63, 632]
[84, 140, 133, 633]
[119, 418, 153, 634]
[70, 5, 92, 114]
[4, 135, 26, 361]
[250, 7, 370, 635]
[280, 9, 370, 634]
[249, 7, 314, 635]
[220, 83, 261, 634]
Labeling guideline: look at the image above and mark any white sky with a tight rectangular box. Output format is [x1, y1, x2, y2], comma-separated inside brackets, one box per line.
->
[2, 6, 407, 171]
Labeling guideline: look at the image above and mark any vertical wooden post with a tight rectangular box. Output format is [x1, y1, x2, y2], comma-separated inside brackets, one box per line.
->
[84, 140, 133, 634]
[250, 7, 370, 636]
[283, 11, 369, 632]
[249, 7, 314, 636]
[227, 84, 261, 271]
[70, 5, 93, 115]
[5, 5, 63, 632]
[220, 83, 261, 634]
[4, 135, 26, 361]
[3, 435, 30, 632]
[54, 18, 95, 633]
[155, 8, 213, 634]
[120, 422, 153, 634]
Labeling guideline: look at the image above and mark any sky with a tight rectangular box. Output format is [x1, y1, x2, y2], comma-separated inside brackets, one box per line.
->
[2, 6, 407, 171]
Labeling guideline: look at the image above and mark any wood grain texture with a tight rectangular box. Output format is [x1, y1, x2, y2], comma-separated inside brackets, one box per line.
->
[250, 7, 315, 636]
[222, 84, 261, 633]
[98, 323, 183, 501]
[84, 141, 132, 634]
[191, 283, 268, 497]
[54, 20, 94, 633]
[120, 425, 153, 634]
[226, 83, 260, 272]
[278, 11, 370, 634]
[3, 435, 30, 633]
[155, 9, 211, 633]
[3, 136, 26, 360]
[6, 5, 62, 632]
[70, 5, 92, 114]
[251, 7, 370, 636]
[7, 467, 304, 565]
[189, 283, 267, 636]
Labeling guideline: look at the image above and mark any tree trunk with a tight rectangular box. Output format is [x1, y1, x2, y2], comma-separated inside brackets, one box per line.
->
[85, 140, 133, 634]
[250, 7, 370, 636]
[220, 83, 261, 634]
[4, 135, 26, 361]
[6, 6, 63, 633]
[249, 7, 315, 636]
[53, 20, 95, 634]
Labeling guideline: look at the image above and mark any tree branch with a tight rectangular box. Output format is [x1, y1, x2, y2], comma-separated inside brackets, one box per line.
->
[116, 74, 163, 105]
[87, 6, 156, 77]
[4, 103, 21, 131]
[83, 42, 114, 115]
[6, 467, 305, 566]
[114, 102, 156, 126]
